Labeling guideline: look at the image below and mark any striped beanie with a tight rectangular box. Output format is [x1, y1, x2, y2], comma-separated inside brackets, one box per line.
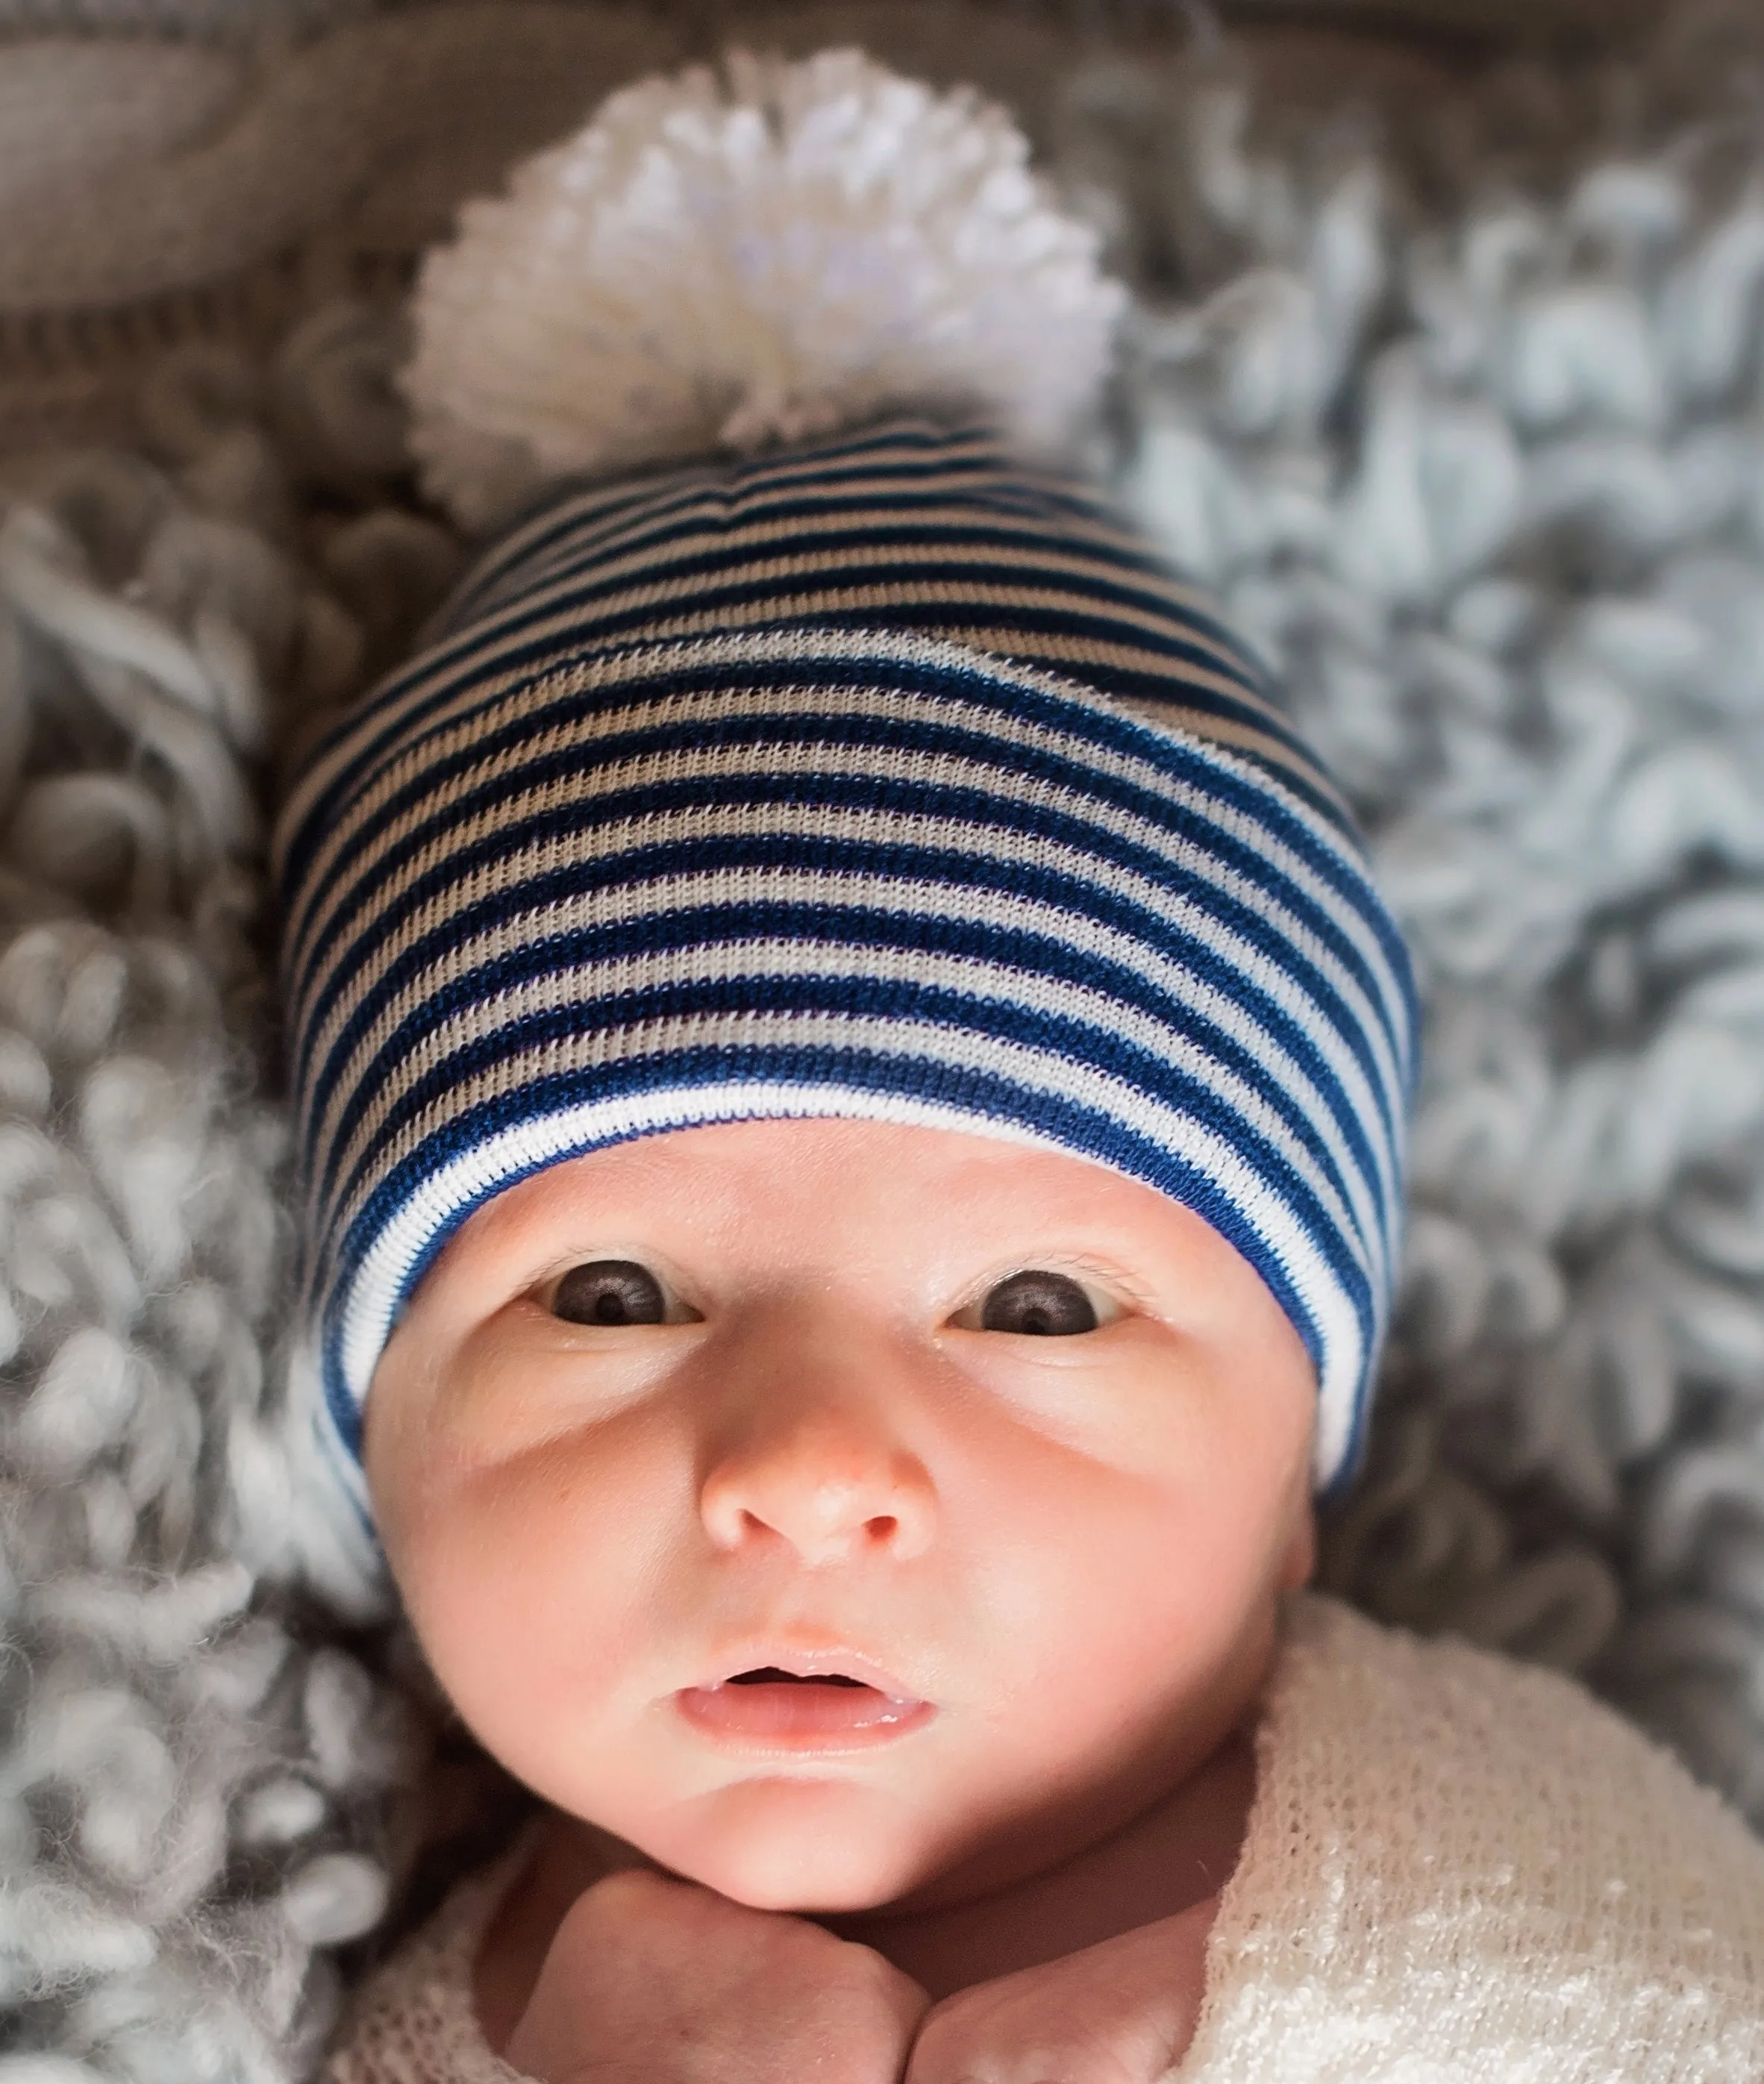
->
[275, 51, 1417, 1533]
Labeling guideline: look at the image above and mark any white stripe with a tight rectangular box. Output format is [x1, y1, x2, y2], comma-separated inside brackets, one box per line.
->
[295, 814, 1401, 1226]
[328, 1071, 1366, 1487]
[278, 564, 1268, 864]
[283, 633, 1407, 1108]
[289, 670, 1307, 989]
[436, 446, 1243, 665]
[314, 935, 1383, 1290]
[280, 619, 1257, 955]
[449, 426, 1022, 609]
[293, 748, 1407, 1184]
[304, 869, 1394, 1269]
[431, 529, 1266, 704]
[278, 625, 1304, 946]
[278, 610, 1289, 936]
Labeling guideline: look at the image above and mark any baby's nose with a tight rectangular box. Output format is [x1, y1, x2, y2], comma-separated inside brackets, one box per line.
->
[698, 1402, 936, 1565]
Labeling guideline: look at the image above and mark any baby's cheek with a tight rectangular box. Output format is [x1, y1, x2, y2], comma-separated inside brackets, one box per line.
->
[385, 1398, 677, 1717]
[372, 1327, 630, 1551]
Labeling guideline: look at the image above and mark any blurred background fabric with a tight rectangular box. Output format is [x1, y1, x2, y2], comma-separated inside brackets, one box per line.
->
[0, 0, 1670, 451]
[4, 3, 1764, 2078]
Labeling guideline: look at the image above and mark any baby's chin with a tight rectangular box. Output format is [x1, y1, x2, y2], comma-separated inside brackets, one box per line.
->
[630, 1775, 957, 1914]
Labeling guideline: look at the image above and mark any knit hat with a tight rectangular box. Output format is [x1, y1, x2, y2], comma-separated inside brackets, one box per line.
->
[275, 49, 1417, 1536]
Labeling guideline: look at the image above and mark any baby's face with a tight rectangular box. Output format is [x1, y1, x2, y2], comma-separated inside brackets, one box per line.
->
[365, 1118, 1316, 1915]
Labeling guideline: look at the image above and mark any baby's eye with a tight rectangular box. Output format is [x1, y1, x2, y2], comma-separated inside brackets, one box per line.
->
[548, 1260, 668, 1326]
[978, 1269, 1099, 1336]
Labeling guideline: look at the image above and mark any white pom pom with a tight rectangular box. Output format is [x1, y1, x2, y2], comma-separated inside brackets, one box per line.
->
[401, 47, 1126, 528]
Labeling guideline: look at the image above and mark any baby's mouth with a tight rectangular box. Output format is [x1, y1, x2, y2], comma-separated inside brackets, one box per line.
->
[728, 1666, 868, 1686]
[677, 1656, 931, 1747]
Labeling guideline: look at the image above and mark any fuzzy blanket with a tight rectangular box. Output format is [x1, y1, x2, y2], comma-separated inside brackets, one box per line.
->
[2, 3, 1763, 2076]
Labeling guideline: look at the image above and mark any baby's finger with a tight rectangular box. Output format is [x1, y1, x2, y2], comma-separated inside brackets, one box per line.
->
[904, 1903, 1213, 2084]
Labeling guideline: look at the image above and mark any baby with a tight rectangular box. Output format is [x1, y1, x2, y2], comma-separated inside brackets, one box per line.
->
[283, 49, 1764, 2084]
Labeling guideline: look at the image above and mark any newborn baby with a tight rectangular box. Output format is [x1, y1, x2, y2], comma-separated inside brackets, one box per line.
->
[377, 1115, 1308, 2074]
[284, 48, 1764, 2084]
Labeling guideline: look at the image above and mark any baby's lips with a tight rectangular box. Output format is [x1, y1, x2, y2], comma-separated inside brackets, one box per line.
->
[695, 1642, 925, 1702]
[675, 1641, 935, 1746]
[677, 1678, 933, 1745]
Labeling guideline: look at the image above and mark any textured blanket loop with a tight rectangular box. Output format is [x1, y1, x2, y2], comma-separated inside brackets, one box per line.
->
[0, 2, 1763, 2077]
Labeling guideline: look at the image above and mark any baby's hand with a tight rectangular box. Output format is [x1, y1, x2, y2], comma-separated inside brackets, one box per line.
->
[502, 1865, 932, 2084]
[904, 1899, 1216, 2084]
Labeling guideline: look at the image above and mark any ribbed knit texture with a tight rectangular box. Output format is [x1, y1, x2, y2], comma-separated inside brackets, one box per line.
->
[275, 418, 1417, 1527]
[1183, 1598, 1764, 2080]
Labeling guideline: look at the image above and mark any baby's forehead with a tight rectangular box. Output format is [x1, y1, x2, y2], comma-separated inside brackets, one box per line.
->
[452, 1114, 1176, 1243]
[428, 1115, 1285, 1329]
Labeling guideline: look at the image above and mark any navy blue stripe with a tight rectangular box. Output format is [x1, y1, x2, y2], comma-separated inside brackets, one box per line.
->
[286, 661, 1410, 1086]
[452, 476, 1265, 688]
[344, 1016, 1372, 1330]
[458, 504, 1263, 692]
[278, 596, 1298, 906]
[452, 530, 1273, 716]
[290, 522, 1286, 863]
[325, 1014, 1372, 1383]
[290, 736, 1408, 1160]
[319, 1040, 1359, 1462]
[302, 823, 1396, 1176]
[278, 629, 1330, 926]
[448, 431, 1031, 607]
[454, 532, 1268, 675]
[308, 892, 1385, 1256]
[290, 749, 1407, 1155]
[307, 816, 1401, 1212]
[281, 639, 1317, 924]
[282, 431, 1287, 878]
[445, 419, 1027, 615]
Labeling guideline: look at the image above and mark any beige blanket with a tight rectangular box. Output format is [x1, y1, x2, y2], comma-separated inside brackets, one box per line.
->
[320, 1600, 1764, 2084]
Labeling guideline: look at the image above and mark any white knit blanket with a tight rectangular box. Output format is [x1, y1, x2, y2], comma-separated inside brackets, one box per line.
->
[1, 3, 1763, 2077]
[318, 1598, 1764, 2084]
